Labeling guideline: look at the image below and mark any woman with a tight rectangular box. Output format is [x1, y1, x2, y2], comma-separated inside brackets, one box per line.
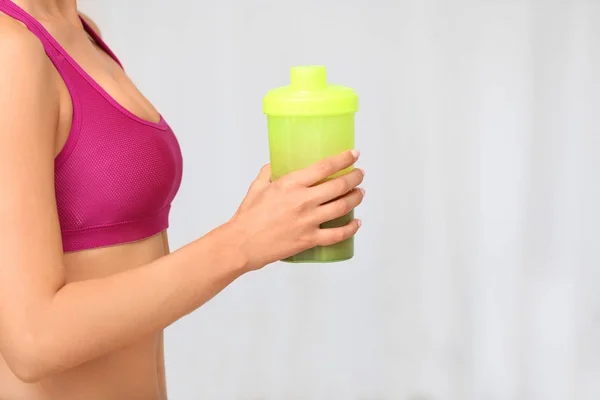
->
[0, 0, 364, 398]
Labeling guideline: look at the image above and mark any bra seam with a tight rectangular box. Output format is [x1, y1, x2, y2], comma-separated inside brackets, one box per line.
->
[61, 205, 171, 234]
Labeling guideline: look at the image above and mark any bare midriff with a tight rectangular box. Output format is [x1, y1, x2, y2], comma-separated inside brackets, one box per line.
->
[0, 234, 169, 400]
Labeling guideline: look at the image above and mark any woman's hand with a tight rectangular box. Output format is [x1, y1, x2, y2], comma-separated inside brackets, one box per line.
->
[230, 150, 365, 271]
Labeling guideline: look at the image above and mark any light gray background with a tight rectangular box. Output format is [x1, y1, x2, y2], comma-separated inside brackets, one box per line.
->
[80, 1, 599, 399]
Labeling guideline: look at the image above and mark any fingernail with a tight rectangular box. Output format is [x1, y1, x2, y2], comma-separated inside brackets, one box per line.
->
[357, 219, 362, 228]
[351, 149, 360, 158]
[359, 188, 366, 196]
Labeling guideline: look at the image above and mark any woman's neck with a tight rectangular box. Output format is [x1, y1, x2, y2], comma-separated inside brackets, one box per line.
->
[9, 0, 79, 22]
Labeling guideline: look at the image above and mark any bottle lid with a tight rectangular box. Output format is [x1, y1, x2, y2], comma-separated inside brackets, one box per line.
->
[263, 66, 358, 117]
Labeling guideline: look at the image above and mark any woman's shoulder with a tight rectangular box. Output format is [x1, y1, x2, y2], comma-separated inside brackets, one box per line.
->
[0, 13, 59, 151]
[0, 13, 47, 62]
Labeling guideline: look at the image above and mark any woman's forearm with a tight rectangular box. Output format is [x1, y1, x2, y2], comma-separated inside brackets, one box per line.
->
[21, 222, 246, 382]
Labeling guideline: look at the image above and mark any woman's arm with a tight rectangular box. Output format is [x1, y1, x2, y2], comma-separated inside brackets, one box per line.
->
[0, 19, 363, 384]
[0, 26, 245, 383]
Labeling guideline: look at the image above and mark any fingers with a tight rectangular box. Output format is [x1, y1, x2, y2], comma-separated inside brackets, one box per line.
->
[314, 218, 362, 247]
[310, 168, 364, 204]
[286, 150, 360, 187]
[314, 188, 365, 223]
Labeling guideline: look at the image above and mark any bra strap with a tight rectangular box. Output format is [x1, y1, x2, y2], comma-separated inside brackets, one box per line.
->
[79, 15, 123, 69]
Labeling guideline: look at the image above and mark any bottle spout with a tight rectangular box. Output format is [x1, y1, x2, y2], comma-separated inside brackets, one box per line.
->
[290, 65, 327, 90]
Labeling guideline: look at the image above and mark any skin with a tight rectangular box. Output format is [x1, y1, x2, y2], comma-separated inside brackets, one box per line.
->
[0, 1, 365, 399]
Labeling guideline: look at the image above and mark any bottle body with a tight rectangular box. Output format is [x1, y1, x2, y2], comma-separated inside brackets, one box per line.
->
[267, 114, 355, 263]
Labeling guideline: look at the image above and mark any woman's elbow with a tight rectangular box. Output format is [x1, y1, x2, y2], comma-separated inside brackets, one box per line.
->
[10, 362, 45, 384]
[3, 336, 56, 383]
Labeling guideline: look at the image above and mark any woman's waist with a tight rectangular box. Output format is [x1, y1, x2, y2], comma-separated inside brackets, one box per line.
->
[62, 231, 168, 281]
[0, 332, 163, 400]
[0, 233, 169, 399]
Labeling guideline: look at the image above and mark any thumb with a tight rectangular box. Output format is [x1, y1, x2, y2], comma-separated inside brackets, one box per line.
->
[250, 164, 272, 192]
[255, 164, 271, 184]
[236, 164, 272, 215]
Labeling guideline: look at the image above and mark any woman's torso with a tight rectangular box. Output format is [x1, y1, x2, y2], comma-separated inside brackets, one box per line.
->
[0, 237, 169, 400]
[0, 4, 174, 399]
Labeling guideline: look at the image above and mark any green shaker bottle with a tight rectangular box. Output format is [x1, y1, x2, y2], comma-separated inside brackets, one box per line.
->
[263, 66, 359, 263]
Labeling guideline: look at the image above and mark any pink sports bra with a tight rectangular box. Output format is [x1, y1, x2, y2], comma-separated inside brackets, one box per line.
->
[0, 0, 183, 252]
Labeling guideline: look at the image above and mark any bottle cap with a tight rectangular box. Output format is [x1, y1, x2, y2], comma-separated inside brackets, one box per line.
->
[263, 66, 358, 117]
